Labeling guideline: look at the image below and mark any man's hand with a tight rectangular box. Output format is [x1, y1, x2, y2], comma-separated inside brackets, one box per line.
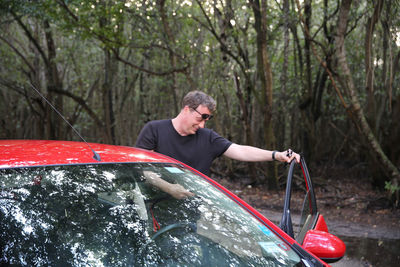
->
[165, 183, 195, 199]
[275, 149, 300, 163]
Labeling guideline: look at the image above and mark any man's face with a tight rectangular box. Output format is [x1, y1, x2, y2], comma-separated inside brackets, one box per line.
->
[185, 104, 212, 135]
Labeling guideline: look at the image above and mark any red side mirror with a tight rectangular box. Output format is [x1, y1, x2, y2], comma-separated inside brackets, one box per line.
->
[302, 229, 346, 263]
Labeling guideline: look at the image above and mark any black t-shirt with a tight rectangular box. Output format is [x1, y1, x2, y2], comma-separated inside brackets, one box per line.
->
[135, 119, 232, 176]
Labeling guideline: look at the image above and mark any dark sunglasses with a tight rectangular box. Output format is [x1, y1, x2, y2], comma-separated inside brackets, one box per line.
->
[192, 108, 213, 120]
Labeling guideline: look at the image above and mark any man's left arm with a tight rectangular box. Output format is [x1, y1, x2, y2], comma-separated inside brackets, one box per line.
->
[223, 143, 300, 163]
[143, 171, 195, 199]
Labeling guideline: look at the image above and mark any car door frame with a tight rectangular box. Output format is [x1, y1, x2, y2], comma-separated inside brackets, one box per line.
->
[279, 156, 319, 243]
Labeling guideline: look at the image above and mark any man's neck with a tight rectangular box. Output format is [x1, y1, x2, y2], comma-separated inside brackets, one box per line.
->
[171, 117, 188, 136]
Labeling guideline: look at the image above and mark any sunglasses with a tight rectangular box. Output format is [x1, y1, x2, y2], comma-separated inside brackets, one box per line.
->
[192, 108, 213, 121]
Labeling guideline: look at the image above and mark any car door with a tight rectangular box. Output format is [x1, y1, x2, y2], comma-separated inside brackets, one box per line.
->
[279, 157, 346, 263]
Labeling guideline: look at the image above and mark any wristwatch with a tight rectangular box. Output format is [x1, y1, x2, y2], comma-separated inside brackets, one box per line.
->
[272, 151, 277, 161]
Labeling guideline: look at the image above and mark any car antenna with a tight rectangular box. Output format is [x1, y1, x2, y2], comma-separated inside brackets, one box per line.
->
[29, 83, 101, 161]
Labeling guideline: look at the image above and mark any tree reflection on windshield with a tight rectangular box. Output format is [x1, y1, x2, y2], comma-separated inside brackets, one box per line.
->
[1, 164, 301, 266]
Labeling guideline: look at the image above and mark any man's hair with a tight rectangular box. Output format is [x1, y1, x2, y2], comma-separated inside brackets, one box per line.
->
[182, 91, 216, 112]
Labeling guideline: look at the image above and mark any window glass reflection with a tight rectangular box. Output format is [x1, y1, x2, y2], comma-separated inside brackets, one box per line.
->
[1, 164, 301, 266]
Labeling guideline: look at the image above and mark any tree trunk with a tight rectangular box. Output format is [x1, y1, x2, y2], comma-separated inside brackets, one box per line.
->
[251, 0, 277, 189]
[234, 72, 258, 184]
[364, 0, 384, 132]
[43, 19, 64, 140]
[277, 0, 290, 149]
[297, 0, 318, 161]
[102, 49, 117, 144]
[335, 0, 399, 204]
[159, 0, 179, 114]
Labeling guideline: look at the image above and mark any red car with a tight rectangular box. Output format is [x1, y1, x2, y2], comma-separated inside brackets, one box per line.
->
[0, 140, 345, 266]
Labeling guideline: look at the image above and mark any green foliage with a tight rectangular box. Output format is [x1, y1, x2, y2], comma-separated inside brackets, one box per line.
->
[0, 0, 399, 187]
[385, 181, 400, 195]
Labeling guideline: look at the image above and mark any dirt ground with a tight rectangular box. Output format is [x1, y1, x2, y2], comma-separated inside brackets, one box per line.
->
[212, 168, 400, 240]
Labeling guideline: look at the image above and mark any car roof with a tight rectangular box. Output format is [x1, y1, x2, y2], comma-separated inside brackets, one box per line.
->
[0, 140, 177, 168]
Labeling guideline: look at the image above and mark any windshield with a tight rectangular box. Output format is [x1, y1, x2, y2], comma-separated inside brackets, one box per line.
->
[1, 163, 302, 266]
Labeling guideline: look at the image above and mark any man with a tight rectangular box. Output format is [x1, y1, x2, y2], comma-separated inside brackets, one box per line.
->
[135, 90, 300, 177]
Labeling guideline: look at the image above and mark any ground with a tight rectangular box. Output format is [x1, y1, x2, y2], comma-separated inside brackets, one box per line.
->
[212, 166, 400, 240]
[211, 164, 400, 266]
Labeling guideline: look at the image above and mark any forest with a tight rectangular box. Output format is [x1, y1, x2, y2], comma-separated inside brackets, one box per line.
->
[0, 0, 399, 205]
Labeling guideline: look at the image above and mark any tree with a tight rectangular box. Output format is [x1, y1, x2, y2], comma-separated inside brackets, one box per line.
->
[334, 0, 399, 205]
[0, 0, 399, 199]
[250, 0, 279, 188]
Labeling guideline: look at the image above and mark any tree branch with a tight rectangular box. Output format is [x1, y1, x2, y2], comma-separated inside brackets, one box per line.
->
[49, 88, 104, 128]
[10, 11, 49, 67]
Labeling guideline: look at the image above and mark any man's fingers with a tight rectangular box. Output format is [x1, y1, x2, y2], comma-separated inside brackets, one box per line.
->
[283, 149, 300, 163]
[185, 191, 195, 197]
[176, 191, 195, 199]
[291, 153, 300, 163]
[171, 184, 195, 199]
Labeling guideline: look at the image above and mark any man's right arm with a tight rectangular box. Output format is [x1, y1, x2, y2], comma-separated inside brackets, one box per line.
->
[135, 122, 156, 150]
